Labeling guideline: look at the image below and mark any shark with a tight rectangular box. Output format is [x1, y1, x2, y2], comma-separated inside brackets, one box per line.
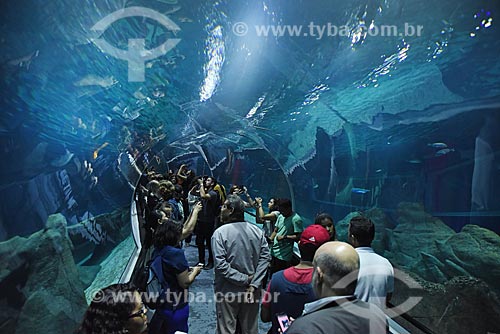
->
[6, 50, 39, 70]
[74, 75, 118, 88]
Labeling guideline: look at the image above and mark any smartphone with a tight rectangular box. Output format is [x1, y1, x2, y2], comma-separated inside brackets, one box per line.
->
[276, 313, 290, 332]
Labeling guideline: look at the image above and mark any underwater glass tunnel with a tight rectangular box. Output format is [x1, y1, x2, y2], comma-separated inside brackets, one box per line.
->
[0, 0, 499, 333]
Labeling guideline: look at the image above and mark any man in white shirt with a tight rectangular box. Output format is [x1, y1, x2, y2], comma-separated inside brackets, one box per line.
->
[348, 216, 394, 309]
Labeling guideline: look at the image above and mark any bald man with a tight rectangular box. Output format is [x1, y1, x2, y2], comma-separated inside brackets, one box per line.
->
[286, 242, 387, 334]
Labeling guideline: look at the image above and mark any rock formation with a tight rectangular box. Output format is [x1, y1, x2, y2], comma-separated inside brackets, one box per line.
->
[392, 274, 500, 334]
[0, 214, 87, 334]
[335, 202, 500, 334]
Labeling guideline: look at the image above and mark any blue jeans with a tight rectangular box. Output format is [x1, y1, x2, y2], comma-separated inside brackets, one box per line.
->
[149, 303, 189, 334]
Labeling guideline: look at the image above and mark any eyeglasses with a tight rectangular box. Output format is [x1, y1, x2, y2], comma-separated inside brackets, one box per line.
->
[128, 306, 147, 319]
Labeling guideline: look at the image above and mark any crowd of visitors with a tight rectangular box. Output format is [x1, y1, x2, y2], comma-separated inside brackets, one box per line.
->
[77, 162, 395, 334]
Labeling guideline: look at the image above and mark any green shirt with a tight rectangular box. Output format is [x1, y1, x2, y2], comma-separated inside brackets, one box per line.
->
[270, 212, 304, 261]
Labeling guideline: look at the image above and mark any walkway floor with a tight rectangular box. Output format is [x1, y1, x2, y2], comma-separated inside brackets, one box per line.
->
[184, 243, 270, 334]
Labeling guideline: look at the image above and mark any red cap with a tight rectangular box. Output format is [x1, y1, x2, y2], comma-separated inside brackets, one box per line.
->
[300, 225, 331, 247]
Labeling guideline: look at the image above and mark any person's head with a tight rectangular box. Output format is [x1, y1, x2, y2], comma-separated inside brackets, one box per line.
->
[78, 283, 147, 334]
[298, 224, 331, 262]
[157, 201, 174, 218]
[228, 185, 243, 195]
[152, 173, 163, 182]
[158, 180, 175, 200]
[146, 170, 158, 182]
[166, 169, 173, 178]
[174, 184, 183, 200]
[277, 198, 293, 217]
[146, 180, 161, 197]
[189, 177, 202, 192]
[348, 216, 375, 248]
[315, 213, 336, 241]
[268, 198, 277, 211]
[148, 209, 166, 229]
[312, 241, 359, 298]
[204, 176, 216, 189]
[153, 219, 182, 249]
[220, 194, 245, 223]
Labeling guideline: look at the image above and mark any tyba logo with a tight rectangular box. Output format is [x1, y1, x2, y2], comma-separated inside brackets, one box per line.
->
[91, 6, 181, 82]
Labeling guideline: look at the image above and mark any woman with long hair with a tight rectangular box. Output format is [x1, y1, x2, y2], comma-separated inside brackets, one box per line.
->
[255, 197, 280, 239]
[148, 220, 202, 334]
[314, 212, 336, 241]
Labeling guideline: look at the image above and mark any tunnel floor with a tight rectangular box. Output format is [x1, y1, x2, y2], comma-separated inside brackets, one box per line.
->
[183, 242, 270, 334]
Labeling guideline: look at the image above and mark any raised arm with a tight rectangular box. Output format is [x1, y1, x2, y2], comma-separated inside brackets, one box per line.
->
[243, 186, 256, 207]
[176, 164, 188, 181]
[255, 197, 264, 223]
[255, 197, 278, 223]
[181, 202, 202, 240]
[198, 178, 211, 199]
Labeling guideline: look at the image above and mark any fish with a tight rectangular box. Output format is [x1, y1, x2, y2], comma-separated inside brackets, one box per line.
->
[435, 148, 455, 156]
[133, 89, 148, 100]
[162, 5, 181, 15]
[428, 142, 448, 149]
[74, 75, 117, 88]
[375, 169, 383, 173]
[253, 125, 271, 131]
[156, 0, 178, 4]
[178, 17, 193, 23]
[93, 142, 109, 160]
[152, 89, 165, 98]
[6, 50, 39, 69]
[407, 159, 422, 164]
[122, 107, 141, 120]
[352, 187, 370, 194]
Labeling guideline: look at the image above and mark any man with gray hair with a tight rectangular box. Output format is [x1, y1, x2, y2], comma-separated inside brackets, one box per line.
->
[286, 242, 386, 334]
[211, 194, 271, 334]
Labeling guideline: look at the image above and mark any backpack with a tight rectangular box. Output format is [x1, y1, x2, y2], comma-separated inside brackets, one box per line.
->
[143, 256, 170, 310]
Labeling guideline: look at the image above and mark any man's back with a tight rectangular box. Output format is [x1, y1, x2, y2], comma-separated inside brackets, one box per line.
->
[355, 247, 394, 309]
[286, 298, 387, 334]
[266, 267, 315, 334]
[212, 222, 269, 293]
